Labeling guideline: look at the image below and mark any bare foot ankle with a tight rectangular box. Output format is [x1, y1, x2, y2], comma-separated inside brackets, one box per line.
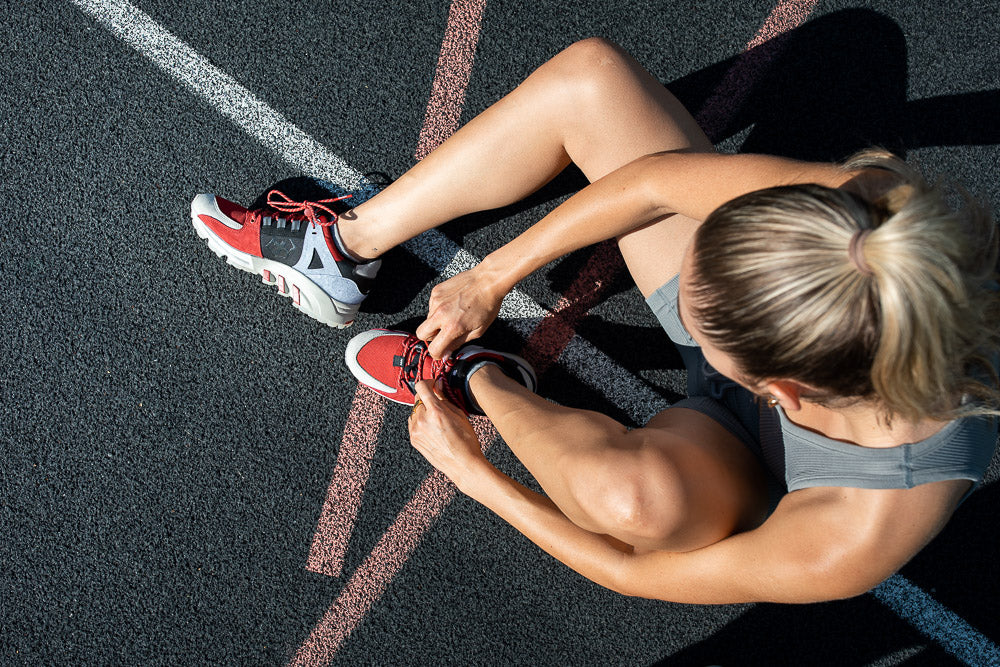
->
[334, 211, 379, 262]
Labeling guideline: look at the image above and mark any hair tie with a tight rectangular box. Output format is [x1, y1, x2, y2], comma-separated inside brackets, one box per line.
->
[848, 229, 874, 277]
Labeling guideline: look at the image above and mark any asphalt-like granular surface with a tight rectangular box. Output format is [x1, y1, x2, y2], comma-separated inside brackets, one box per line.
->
[3, 1, 999, 665]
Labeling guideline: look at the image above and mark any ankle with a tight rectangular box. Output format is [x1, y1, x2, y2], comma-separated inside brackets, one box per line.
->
[335, 218, 376, 262]
[335, 205, 392, 263]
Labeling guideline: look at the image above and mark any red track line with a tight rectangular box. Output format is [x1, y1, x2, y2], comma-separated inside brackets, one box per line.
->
[305, 385, 388, 577]
[414, 0, 488, 160]
[695, 0, 820, 141]
[303, 0, 488, 583]
[292, 468, 460, 666]
[748, 0, 821, 48]
[291, 419, 497, 666]
[523, 239, 620, 375]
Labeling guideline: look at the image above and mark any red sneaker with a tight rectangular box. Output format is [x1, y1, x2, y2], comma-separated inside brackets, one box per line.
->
[190, 189, 380, 328]
[345, 329, 537, 415]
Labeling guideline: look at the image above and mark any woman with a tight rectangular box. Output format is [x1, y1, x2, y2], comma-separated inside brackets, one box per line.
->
[191, 39, 999, 602]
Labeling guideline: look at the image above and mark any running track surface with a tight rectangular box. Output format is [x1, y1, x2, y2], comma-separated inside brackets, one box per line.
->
[3, 1, 1000, 665]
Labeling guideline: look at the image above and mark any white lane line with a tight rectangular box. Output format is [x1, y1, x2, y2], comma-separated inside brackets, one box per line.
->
[67, 0, 365, 190]
[873, 574, 1000, 665]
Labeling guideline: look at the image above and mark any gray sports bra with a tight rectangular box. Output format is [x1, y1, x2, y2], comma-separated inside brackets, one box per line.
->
[646, 275, 998, 492]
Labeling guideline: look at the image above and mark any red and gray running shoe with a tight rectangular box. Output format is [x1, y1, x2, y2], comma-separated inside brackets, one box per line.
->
[191, 189, 380, 328]
[345, 329, 537, 415]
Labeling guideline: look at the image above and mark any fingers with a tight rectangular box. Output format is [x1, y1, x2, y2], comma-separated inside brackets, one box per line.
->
[412, 379, 440, 407]
[411, 379, 467, 422]
[416, 312, 463, 360]
[414, 317, 439, 344]
[417, 316, 478, 360]
[426, 328, 468, 360]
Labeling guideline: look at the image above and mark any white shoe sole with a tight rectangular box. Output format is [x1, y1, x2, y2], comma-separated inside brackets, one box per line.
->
[191, 205, 359, 328]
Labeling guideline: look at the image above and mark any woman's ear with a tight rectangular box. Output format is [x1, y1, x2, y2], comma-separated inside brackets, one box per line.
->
[765, 380, 805, 411]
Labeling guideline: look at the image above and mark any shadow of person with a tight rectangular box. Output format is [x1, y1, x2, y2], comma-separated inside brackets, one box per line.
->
[670, 7, 1000, 159]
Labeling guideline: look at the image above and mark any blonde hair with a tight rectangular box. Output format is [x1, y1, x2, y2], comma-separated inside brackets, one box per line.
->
[689, 149, 1000, 422]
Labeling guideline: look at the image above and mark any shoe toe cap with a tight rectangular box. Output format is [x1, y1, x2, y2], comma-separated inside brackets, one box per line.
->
[345, 329, 408, 395]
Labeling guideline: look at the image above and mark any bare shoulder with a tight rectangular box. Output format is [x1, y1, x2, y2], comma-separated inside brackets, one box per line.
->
[766, 480, 970, 581]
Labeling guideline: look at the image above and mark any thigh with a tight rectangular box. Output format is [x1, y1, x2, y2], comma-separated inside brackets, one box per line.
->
[553, 38, 713, 181]
[541, 40, 713, 296]
[618, 213, 702, 298]
[637, 407, 771, 547]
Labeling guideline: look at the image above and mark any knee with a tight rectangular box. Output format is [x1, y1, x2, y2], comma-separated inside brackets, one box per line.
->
[548, 37, 634, 98]
[559, 37, 629, 66]
[571, 453, 687, 546]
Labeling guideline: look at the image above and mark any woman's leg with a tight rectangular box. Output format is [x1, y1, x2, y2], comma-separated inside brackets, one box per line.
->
[353, 39, 752, 548]
[337, 37, 711, 265]
[469, 366, 769, 551]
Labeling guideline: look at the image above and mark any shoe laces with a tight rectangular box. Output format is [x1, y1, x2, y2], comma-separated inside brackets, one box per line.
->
[248, 189, 353, 227]
[399, 337, 464, 408]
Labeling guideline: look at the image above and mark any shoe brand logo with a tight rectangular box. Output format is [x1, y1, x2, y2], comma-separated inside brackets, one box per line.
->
[262, 237, 300, 262]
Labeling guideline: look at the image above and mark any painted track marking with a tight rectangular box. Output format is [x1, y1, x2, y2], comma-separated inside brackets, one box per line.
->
[415, 0, 488, 160]
[873, 575, 1000, 665]
[695, 0, 821, 141]
[306, 386, 387, 577]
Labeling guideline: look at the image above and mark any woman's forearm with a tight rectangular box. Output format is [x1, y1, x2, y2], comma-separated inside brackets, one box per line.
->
[462, 463, 636, 592]
[476, 151, 851, 295]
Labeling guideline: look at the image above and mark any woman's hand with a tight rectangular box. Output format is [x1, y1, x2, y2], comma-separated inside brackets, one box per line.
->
[408, 379, 491, 490]
[415, 266, 506, 360]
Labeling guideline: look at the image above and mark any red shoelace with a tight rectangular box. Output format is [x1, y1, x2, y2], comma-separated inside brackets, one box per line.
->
[248, 189, 353, 227]
[398, 337, 466, 410]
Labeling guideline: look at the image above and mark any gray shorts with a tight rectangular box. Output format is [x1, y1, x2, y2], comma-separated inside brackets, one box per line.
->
[645, 275, 764, 453]
[647, 275, 786, 508]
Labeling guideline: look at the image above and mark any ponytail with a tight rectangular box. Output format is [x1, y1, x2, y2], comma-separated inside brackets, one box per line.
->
[689, 149, 1000, 422]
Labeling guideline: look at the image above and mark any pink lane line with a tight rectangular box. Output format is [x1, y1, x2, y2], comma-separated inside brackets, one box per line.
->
[414, 0, 488, 160]
[291, 418, 498, 666]
[305, 385, 388, 578]
[523, 240, 619, 375]
[748, 0, 820, 48]
[695, 0, 821, 141]
[292, 470, 458, 666]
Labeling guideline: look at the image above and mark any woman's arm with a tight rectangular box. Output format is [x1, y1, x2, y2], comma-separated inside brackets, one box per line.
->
[465, 461, 967, 604]
[417, 152, 855, 358]
[479, 152, 853, 293]
[408, 379, 968, 604]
